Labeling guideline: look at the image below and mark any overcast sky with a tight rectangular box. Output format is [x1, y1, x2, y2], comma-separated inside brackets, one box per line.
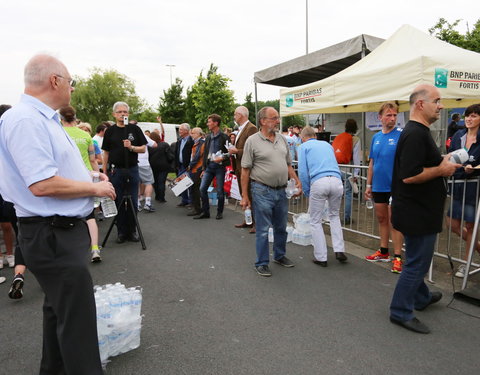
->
[0, 0, 476, 110]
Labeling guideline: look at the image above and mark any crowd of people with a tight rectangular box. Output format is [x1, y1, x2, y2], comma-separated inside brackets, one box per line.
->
[1, 53, 479, 374]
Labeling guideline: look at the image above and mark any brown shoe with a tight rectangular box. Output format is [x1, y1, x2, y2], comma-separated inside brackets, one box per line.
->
[235, 222, 252, 228]
[249, 227, 256, 234]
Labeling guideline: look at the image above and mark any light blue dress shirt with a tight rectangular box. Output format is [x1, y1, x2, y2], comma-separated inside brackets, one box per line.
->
[0, 94, 93, 217]
[297, 139, 342, 197]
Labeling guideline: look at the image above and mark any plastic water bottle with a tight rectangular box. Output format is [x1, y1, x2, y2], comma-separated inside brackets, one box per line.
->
[101, 197, 118, 218]
[366, 198, 374, 209]
[131, 289, 142, 316]
[285, 179, 296, 199]
[244, 208, 253, 225]
[92, 172, 101, 208]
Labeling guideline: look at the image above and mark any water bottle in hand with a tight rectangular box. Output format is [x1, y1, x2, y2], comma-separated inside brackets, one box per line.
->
[92, 172, 101, 208]
[101, 197, 118, 218]
[244, 208, 253, 225]
[366, 199, 374, 209]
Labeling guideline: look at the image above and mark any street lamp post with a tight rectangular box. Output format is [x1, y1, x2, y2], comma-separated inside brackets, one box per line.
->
[306, 0, 309, 54]
[166, 64, 175, 86]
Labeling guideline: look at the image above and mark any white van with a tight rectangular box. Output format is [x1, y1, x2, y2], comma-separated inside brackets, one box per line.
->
[137, 122, 180, 145]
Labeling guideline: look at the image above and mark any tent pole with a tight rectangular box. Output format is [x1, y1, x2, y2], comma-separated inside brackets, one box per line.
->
[362, 112, 366, 167]
[254, 82, 258, 125]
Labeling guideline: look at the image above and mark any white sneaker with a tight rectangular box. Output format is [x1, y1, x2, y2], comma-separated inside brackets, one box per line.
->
[455, 264, 466, 278]
[91, 249, 102, 263]
[0, 276, 6, 284]
[143, 204, 155, 212]
[6, 255, 15, 268]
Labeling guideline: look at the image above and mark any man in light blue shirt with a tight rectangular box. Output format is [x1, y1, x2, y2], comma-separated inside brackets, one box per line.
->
[298, 126, 347, 267]
[0, 54, 115, 374]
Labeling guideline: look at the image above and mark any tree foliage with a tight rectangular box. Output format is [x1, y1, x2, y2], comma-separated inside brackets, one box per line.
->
[185, 64, 236, 129]
[136, 107, 159, 122]
[71, 68, 145, 126]
[158, 78, 186, 124]
[429, 18, 480, 52]
[241, 93, 256, 124]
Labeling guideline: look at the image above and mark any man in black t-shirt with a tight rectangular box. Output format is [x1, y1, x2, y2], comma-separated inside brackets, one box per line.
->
[102, 101, 147, 243]
[389, 84, 459, 334]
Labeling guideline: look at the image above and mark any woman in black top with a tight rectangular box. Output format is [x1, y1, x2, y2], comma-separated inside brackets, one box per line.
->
[149, 131, 174, 202]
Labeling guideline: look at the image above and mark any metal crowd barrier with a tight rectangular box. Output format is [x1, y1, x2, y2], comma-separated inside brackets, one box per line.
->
[288, 163, 480, 283]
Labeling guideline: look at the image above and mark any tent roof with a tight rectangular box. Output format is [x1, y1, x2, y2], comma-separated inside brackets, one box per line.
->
[254, 34, 385, 87]
[280, 24, 480, 115]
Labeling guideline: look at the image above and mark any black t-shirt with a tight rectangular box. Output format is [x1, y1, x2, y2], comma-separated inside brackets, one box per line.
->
[391, 121, 446, 235]
[102, 124, 147, 168]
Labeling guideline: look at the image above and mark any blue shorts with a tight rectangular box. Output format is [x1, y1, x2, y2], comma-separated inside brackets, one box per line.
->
[447, 199, 476, 223]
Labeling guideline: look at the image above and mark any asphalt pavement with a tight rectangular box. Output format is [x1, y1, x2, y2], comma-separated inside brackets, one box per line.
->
[1, 190, 479, 375]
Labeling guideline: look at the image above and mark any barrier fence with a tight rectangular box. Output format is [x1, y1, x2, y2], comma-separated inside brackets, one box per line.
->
[287, 163, 480, 284]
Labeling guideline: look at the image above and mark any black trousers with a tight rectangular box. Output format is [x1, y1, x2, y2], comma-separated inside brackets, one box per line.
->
[19, 218, 103, 375]
[153, 169, 168, 201]
[190, 170, 202, 213]
[109, 166, 139, 237]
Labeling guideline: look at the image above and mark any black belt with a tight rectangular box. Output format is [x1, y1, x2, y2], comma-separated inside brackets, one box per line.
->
[251, 180, 287, 190]
[19, 215, 85, 229]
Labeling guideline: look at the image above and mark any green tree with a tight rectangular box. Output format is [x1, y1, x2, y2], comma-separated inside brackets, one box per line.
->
[136, 107, 159, 122]
[429, 18, 480, 52]
[71, 68, 144, 126]
[241, 93, 256, 124]
[158, 78, 185, 124]
[184, 85, 197, 126]
[186, 64, 236, 129]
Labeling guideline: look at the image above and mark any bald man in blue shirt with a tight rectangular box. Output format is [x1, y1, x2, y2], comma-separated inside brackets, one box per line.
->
[0, 54, 115, 375]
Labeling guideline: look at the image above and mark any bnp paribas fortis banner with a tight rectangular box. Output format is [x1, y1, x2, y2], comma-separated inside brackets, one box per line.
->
[435, 68, 480, 91]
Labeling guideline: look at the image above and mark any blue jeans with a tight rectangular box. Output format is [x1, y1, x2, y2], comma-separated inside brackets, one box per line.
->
[110, 166, 140, 237]
[341, 171, 352, 220]
[390, 233, 437, 321]
[177, 166, 191, 205]
[252, 181, 288, 267]
[200, 162, 226, 215]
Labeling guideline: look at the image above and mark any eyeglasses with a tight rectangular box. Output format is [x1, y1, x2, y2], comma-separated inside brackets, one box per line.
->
[417, 99, 442, 106]
[55, 74, 76, 87]
[265, 116, 281, 121]
[115, 110, 129, 114]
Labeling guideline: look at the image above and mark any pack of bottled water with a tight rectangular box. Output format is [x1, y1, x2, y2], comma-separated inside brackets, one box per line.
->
[94, 282, 143, 366]
[292, 213, 313, 246]
[268, 226, 294, 243]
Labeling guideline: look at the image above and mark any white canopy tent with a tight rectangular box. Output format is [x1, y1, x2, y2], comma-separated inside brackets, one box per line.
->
[280, 24, 480, 116]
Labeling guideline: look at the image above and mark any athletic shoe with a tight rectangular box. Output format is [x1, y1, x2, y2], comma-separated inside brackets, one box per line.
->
[8, 273, 24, 299]
[273, 256, 295, 268]
[255, 265, 272, 277]
[138, 199, 145, 212]
[391, 257, 403, 274]
[365, 250, 391, 262]
[143, 204, 155, 213]
[455, 264, 466, 278]
[0, 276, 5, 284]
[91, 249, 102, 263]
[6, 255, 15, 268]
